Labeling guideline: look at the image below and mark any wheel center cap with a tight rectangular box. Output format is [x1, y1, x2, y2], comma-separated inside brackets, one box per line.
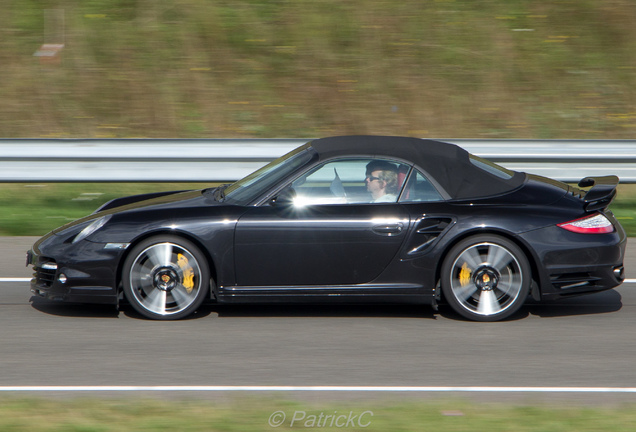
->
[474, 268, 499, 291]
[154, 268, 179, 291]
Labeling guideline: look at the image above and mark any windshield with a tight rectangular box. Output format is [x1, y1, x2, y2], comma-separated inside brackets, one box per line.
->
[224, 144, 315, 204]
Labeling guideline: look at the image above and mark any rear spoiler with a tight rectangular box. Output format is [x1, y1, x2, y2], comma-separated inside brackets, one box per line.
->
[577, 175, 619, 212]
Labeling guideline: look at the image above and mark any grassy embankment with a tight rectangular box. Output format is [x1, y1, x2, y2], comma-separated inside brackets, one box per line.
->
[1, 396, 636, 431]
[1, 1, 635, 138]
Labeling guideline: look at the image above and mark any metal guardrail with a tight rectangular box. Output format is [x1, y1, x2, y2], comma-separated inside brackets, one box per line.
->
[0, 138, 634, 183]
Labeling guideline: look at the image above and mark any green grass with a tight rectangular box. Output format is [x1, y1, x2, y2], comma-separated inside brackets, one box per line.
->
[1, 0, 635, 139]
[611, 185, 636, 237]
[0, 396, 636, 431]
[0, 183, 211, 236]
[1, 182, 634, 237]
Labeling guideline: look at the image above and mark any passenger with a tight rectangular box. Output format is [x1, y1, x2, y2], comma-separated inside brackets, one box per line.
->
[365, 160, 399, 202]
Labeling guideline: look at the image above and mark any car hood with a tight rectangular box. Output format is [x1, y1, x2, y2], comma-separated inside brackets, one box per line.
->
[95, 189, 210, 213]
[50, 189, 222, 236]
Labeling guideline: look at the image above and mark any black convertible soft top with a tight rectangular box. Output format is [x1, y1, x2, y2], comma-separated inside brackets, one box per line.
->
[309, 135, 526, 200]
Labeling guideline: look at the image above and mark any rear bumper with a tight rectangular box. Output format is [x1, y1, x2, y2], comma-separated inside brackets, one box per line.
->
[540, 262, 625, 300]
[520, 218, 627, 300]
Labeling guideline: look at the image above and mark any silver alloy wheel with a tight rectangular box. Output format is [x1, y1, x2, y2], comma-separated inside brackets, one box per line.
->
[448, 242, 524, 317]
[128, 242, 204, 317]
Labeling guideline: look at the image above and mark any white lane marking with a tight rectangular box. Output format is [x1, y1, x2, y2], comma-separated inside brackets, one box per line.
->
[1, 386, 636, 393]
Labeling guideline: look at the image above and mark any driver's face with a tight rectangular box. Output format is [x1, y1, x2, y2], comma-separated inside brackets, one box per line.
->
[366, 170, 384, 198]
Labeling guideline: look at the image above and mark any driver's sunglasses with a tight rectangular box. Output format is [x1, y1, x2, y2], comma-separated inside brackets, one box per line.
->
[365, 175, 380, 182]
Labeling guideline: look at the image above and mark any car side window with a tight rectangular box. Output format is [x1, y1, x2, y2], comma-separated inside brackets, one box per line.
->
[290, 158, 409, 205]
[399, 169, 443, 203]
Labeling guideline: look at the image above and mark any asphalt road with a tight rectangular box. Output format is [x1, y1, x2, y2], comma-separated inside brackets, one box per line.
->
[2, 237, 636, 403]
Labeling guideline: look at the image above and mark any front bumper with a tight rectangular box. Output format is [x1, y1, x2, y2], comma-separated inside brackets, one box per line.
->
[27, 235, 128, 305]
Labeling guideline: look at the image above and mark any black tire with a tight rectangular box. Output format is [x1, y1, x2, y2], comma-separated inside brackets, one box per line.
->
[441, 235, 531, 322]
[122, 235, 210, 320]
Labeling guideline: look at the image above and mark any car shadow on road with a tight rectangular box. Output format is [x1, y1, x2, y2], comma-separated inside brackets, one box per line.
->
[29, 297, 217, 320]
[29, 291, 622, 321]
[30, 296, 120, 318]
[524, 289, 623, 318]
[430, 289, 623, 322]
[116, 303, 436, 320]
[194, 303, 437, 319]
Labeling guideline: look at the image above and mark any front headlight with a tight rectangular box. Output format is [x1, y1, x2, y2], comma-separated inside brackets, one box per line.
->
[72, 215, 112, 244]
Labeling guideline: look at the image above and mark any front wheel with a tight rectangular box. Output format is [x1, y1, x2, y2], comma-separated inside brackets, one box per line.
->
[123, 235, 210, 320]
[441, 235, 531, 322]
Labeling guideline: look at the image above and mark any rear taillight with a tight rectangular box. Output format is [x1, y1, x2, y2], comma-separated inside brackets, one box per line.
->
[557, 213, 614, 234]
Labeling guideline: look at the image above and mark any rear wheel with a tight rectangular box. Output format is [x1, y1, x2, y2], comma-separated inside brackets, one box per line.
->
[441, 235, 530, 322]
[123, 235, 210, 320]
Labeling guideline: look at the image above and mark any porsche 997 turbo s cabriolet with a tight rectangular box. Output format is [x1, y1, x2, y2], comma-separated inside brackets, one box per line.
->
[27, 136, 626, 321]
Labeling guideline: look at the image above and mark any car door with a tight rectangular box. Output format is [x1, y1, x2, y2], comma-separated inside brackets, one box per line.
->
[233, 158, 411, 287]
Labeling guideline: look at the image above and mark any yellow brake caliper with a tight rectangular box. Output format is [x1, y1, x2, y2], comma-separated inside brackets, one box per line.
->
[177, 254, 195, 293]
[459, 262, 471, 287]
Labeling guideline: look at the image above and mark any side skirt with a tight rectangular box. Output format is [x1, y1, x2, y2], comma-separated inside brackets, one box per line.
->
[216, 283, 434, 304]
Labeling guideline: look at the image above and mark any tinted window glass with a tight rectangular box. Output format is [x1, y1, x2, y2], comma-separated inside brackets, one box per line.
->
[291, 158, 410, 205]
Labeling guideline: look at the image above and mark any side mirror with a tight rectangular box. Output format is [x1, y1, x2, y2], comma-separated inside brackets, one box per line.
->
[270, 187, 296, 207]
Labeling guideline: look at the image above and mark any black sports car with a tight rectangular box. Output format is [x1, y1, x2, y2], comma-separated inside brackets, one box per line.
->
[27, 136, 626, 321]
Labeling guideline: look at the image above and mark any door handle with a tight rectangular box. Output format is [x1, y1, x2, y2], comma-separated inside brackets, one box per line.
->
[372, 223, 403, 235]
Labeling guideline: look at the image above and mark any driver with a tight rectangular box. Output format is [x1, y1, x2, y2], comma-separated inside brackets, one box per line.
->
[365, 160, 399, 202]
